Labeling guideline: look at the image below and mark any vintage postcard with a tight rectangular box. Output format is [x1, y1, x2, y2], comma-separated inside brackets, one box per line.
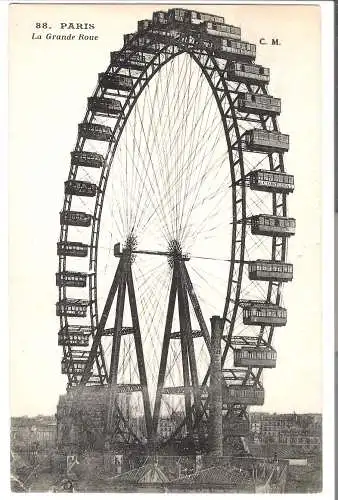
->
[7, 1, 333, 495]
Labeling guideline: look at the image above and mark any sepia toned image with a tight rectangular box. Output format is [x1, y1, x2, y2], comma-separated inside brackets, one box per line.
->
[8, 1, 327, 494]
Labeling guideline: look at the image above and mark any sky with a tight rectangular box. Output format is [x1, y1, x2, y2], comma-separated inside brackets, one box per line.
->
[9, 3, 323, 417]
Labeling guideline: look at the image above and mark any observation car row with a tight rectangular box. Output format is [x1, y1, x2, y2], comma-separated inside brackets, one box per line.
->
[63, 177, 293, 220]
[243, 129, 289, 153]
[249, 170, 294, 194]
[57, 326, 278, 373]
[75, 124, 290, 158]
[120, 8, 264, 65]
[138, 10, 241, 38]
[61, 353, 265, 404]
[109, 54, 270, 90]
[233, 347, 277, 368]
[251, 215, 296, 238]
[88, 96, 122, 117]
[202, 21, 240, 40]
[55, 260, 293, 289]
[65, 180, 97, 198]
[56, 270, 88, 287]
[248, 260, 293, 282]
[58, 325, 91, 347]
[99, 63, 279, 120]
[71, 133, 291, 202]
[56, 296, 287, 327]
[222, 385, 265, 406]
[111, 51, 148, 71]
[123, 31, 256, 61]
[95, 72, 279, 120]
[57, 241, 88, 257]
[237, 93, 281, 115]
[78, 122, 113, 142]
[57, 328, 277, 373]
[227, 62, 270, 84]
[213, 38, 255, 60]
[138, 10, 242, 45]
[61, 357, 90, 375]
[59, 210, 295, 237]
[242, 304, 287, 327]
[123, 33, 162, 53]
[56, 298, 89, 317]
[58, 332, 90, 347]
[59, 210, 92, 227]
[71, 151, 105, 169]
[106, 59, 271, 91]
[152, 9, 225, 27]
[99, 72, 135, 92]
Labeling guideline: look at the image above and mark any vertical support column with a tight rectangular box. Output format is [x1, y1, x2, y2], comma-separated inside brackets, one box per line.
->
[208, 315, 224, 457]
[176, 261, 193, 437]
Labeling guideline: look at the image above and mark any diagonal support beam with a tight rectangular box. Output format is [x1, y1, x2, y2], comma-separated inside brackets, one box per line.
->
[80, 259, 123, 385]
[177, 261, 203, 439]
[106, 266, 127, 435]
[153, 273, 177, 434]
[182, 262, 211, 352]
[126, 262, 153, 443]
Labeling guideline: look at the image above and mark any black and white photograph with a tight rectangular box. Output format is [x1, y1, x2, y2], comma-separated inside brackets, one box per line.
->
[7, 1, 333, 495]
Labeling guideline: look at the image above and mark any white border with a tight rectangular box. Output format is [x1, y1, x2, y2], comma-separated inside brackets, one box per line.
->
[2, 1, 334, 499]
[1, 1, 10, 498]
[320, 1, 335, 499]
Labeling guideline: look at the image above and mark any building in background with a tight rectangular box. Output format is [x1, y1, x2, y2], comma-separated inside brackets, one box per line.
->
[11, 416, 57, 451]
[250, 413, 321, 451]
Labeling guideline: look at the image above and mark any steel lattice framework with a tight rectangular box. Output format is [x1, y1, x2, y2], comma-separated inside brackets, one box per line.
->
[56, 8, 295, 454]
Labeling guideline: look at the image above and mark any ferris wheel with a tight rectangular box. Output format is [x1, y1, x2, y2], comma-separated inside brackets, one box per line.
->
[56, 8, 295, 454]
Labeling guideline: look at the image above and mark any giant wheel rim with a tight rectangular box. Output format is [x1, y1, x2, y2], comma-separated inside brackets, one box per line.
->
[57, 14, 291, 451]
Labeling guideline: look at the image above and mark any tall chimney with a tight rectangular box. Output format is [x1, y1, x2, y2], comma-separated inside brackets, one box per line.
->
[208, 315, 224, 456]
